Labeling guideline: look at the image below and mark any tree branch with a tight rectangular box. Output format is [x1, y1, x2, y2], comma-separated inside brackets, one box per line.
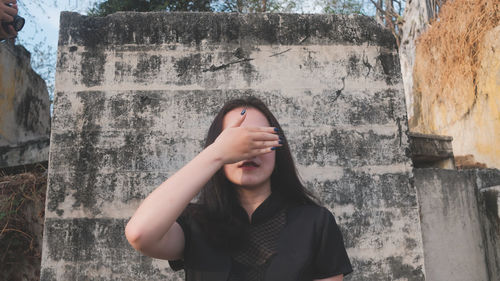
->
[370, 0, 385, 15]
[237, 0, 243, 12]
[369, 0, 401, 19]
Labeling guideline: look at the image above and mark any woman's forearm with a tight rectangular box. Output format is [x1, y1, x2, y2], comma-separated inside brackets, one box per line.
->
[125, 143, 223, 248]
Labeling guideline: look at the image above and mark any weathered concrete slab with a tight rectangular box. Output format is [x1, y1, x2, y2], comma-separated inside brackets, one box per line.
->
[42, 12, 424, 280]
[415, 168, 500, 281]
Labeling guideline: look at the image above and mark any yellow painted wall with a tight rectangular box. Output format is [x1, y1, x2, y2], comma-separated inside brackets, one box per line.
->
[410, 26, 500, 168]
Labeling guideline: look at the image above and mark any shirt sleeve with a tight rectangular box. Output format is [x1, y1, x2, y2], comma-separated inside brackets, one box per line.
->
[167, 204, 192, 271]
[312, 207, 353, 279]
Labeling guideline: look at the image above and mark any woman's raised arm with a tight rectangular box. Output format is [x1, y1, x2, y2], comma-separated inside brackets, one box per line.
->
[124, 141, 225, 259]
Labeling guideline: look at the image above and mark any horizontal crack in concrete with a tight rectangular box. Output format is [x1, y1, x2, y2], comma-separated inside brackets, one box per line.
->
[269, 48, 291, 57]
[202, 58, 254, 72]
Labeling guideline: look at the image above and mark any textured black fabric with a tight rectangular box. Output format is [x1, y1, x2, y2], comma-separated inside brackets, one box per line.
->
[228, 208, 286, 281]
[169, 193, 353, 281]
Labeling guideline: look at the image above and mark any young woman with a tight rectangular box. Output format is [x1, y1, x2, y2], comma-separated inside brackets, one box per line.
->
[125, 96, 352, 281]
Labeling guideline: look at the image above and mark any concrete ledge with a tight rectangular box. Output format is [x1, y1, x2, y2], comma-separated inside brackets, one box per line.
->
[59, 12, 397, 48]
[0, 138, 50, 168]
[409, 132, 454, 168]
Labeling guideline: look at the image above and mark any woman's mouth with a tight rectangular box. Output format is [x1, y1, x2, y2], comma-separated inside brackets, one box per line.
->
[238, 161, 260, 170]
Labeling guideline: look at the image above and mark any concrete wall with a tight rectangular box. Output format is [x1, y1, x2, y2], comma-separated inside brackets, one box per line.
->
[0, 43, 51, 168]
[415, 168, 500, 281]
[42, 12, 425, 280]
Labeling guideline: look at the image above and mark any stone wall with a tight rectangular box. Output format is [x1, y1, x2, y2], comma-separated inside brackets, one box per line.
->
[0, 43, 51, 168]
[42, 12, 424, 280]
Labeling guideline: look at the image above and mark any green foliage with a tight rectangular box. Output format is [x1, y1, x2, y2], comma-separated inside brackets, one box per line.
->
[88, 0, 213, 16]
[164, 0, 213, 12]
[89, 0, 302, 15]
[320, 0, 367, 15]
[212, 0, 298, 13]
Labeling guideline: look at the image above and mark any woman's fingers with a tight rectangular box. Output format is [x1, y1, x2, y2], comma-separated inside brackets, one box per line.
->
[228, 108, 247, 128]
[251, 139, 282, 149]
[254, 147, 278, 155]
[246, 126, 279, 134]
[250, 132, 279, 141]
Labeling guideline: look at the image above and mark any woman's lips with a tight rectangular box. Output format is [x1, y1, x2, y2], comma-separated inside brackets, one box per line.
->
[239, 161, 259, 170]
[241, 165, 258, 171]
[238, 161, 259, 168]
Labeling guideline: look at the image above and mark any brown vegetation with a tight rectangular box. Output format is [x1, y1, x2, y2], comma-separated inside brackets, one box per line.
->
[412, 0, 500, 132]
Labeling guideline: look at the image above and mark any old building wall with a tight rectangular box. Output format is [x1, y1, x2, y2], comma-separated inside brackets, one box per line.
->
[0, 43, 51, 167]
[42, 12, 425, 280]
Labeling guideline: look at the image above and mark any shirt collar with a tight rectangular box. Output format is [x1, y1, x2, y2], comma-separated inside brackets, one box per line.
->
[234, 192, 286, 225]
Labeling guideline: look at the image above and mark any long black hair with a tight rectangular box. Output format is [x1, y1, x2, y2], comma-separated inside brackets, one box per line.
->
[194, 96, 317, 250]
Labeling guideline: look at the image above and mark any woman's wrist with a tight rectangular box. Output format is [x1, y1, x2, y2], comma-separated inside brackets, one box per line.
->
[203, 143, 226, 168]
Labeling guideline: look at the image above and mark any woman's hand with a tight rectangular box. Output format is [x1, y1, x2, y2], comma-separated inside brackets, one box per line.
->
[211, 110, 282, 165]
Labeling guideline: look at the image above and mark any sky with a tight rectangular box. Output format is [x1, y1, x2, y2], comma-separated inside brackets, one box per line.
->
[19, 0, 322, 54]
[21, 0, 99, 38]
[16, 0, 103, 97]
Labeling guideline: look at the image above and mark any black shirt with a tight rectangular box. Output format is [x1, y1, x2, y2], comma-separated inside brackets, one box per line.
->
[169, 193, 353, 281]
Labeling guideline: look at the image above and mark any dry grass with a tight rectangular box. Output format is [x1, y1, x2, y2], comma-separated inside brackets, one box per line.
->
[413, 0, 500, 127]
[0, 167, 47, 281]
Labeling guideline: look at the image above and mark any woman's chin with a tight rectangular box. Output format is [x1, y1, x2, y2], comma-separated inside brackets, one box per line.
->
[234, 178, 271, 190]
[236, 183, 261, 190]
